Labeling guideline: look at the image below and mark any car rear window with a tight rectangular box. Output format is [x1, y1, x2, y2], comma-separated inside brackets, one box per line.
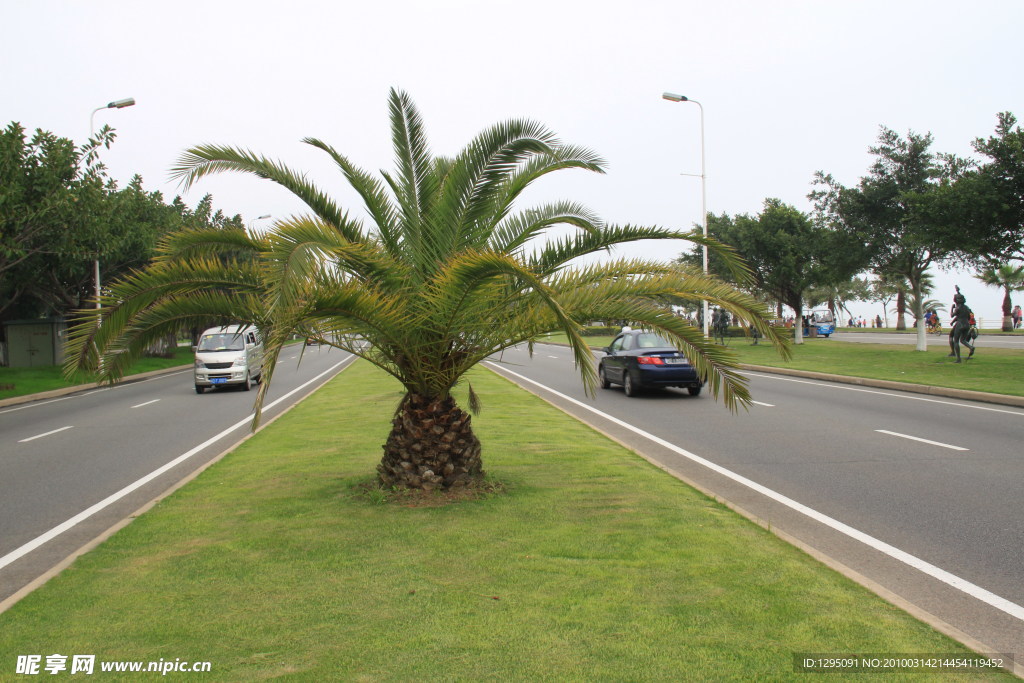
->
[636, 333, 671, 348]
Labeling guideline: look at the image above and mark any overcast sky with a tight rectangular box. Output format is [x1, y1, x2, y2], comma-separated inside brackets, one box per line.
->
[4, 0, 1022, 324]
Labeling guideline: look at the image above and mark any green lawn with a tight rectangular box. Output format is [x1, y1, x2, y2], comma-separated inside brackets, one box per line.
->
[0, 361, 1008, 680]
[543, 333, 1024, 397]
[0, 348, 193, 401]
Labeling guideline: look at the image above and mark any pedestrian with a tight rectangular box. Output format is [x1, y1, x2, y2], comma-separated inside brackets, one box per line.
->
[875, 314, 882, 328]
[1013, 305, 1022, 330]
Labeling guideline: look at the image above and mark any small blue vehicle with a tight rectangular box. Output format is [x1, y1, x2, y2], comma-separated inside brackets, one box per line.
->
[810, 309, 835, 337]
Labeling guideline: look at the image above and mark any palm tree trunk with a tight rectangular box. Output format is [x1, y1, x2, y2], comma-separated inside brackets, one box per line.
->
[895, 288, 906, 330]
[378, 393, 483, 490]
[1001, 286, 1013, 332]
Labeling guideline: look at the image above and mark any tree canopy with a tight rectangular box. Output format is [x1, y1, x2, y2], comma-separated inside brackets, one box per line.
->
[679, 199, 864, 342]
[0, 121, 243, 324]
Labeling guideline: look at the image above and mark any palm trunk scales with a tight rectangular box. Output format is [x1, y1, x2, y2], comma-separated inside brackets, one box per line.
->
[378, 393, 483, 490]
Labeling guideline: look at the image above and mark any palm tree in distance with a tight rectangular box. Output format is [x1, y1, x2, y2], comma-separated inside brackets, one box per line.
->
[66, 89, 788, 490]
[975, 262, 1024, 331]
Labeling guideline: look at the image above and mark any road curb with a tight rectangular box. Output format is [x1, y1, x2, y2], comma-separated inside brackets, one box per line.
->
[0, 365, 192, 409]
[739, 364, 1024, 408]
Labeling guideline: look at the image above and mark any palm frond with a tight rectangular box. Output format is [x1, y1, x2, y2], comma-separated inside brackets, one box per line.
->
[489, 201, 603, 256]
[301, 137, 401, 256]
[170, 144, 365, 244]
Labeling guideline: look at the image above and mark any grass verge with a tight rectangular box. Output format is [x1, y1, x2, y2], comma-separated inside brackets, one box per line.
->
[0, 348, 193, 401]
[0, 361, 1010, 680]
[543, 333, 1023, 397]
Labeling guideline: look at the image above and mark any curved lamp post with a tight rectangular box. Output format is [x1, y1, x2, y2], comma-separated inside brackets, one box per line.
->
[88, 97, 136, 311]
[248, 214, 272, 233]
[662, 92, 708, 338]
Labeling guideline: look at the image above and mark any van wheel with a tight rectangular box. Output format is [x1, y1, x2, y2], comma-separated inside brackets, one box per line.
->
[243, 374, 252, 391]
[195, 385, 205, 394]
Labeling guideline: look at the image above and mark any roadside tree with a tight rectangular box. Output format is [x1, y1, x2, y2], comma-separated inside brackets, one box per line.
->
[975, 262, 1024, 331]
[66, 89, 788, 491]
[679, 199, 865, 343]
[812, 127, 962, 351]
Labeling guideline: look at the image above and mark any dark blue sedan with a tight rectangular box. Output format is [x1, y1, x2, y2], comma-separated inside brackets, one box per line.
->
[598, 331, 704, 397]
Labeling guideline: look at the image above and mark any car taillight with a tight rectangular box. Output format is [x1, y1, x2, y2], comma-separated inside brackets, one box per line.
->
[637, 356, 664, 365]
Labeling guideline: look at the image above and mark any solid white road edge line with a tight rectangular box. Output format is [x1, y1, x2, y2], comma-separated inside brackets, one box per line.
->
[751, 401, 775, 407]
[745, 371, 1024, 417]
[17, 426, 74, 443]
[876, 429, 969, 452]
[484, 360, 1024, 623]
[0, 355, 355, 571]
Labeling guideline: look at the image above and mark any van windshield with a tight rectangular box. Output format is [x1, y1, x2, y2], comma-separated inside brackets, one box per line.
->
[197, 333, 245, 352]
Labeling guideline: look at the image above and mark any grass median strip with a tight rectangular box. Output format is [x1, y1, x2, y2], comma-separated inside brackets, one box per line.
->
[0, 361, 1009, 680]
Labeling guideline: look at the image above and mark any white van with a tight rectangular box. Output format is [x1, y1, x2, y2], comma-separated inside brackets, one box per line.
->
[193, 325, 264, 394]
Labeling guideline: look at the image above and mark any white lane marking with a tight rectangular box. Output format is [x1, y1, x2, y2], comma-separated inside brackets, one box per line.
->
[131, 399, 160, 409]
[0, 370, 192, 416]
[876, 430, 969, 452]
[484, 361, 1024, 623]
[746, 371, 1024, 418]
[18, 426, 74, 443]
[547, 355, 559, 359]
[0, 355, 355, 572]
[751, 401, 775, 407]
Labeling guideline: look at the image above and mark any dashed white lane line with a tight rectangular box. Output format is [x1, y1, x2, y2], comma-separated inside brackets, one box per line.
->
[751, 401, 775, 407]
[484, 360, 1024, 622]
[876, 430, 969, 452]
[18, 426, 74, 443]
[131, 399, 160, 409]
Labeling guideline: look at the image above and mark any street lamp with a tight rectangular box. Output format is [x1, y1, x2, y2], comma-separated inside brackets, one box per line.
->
[662, 92, 709, 338]
[88, 96, 136, 312]
[248, 214, 272, 233]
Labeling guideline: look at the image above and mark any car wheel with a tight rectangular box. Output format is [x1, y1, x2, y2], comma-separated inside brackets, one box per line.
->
[687, 385, 702, 397]
[195, 385, 205, 394]
[623, 371, 638, 397]
[599, 364, 611, 389]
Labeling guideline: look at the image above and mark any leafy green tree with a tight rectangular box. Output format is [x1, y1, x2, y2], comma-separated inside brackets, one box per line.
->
[806, 275, 872, 327]
[975, 262, 1024, 331]
[66, 89, 787, 491]
[867, 273, 901, 328]
[679, 199, 865, 343]
[812, 127, 960, 350]
[0, 122, 97, 318]
[940, 113, 1024, 266]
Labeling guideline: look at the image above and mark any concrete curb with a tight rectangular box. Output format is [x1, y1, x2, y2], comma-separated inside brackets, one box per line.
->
[0, 365, 192, 409]
[739, 364, 1024, 408]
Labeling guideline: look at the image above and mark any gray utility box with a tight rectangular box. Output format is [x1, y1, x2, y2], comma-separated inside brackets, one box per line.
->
[2, 318, 68, 368]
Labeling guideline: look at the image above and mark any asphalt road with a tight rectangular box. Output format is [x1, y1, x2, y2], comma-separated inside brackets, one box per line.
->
[487, 343, 1024, 666]
[831, 331, 1024, 349]
[0, 344, 353, 606]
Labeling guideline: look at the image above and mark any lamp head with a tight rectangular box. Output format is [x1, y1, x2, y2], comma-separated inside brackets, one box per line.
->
[662, 92, 689, 102]
[107, 97, 136, 109]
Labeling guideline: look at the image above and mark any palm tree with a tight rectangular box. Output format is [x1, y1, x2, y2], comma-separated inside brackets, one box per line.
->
[975, 262, 1024, 331]
[65, 89, 787, 490]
